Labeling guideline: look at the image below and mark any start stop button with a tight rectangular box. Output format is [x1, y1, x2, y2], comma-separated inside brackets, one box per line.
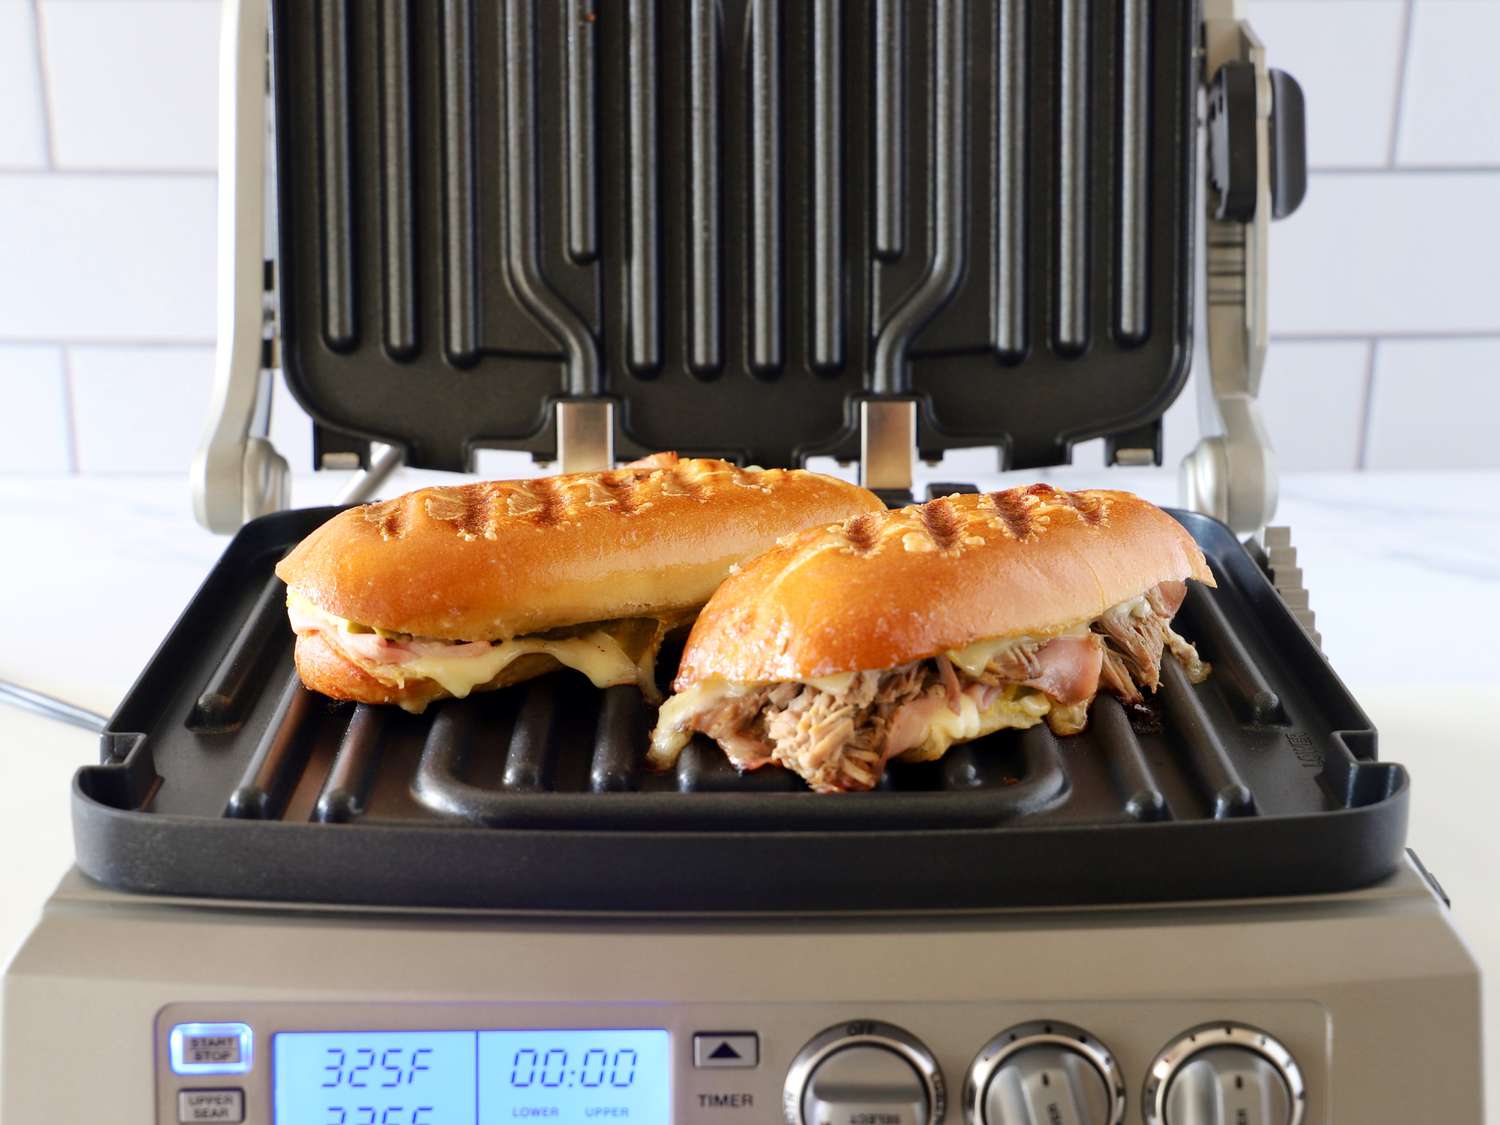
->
[169, 1023, 253, 1075]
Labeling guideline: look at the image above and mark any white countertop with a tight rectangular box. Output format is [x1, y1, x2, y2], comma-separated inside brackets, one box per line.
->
[1, 467, 1497, 1102]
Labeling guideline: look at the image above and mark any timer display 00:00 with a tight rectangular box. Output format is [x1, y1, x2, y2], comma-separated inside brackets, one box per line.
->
[508, 1046, 638, 1089]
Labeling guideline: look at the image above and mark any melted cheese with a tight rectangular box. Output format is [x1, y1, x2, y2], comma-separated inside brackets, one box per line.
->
[805, 671, 858, 694]
[287, 591, 652, 700]
[898, 685, 1052, 762]
[393, 632, 640, 697]
[944, 623, 1089, 678]
[648, 678, 748, 767]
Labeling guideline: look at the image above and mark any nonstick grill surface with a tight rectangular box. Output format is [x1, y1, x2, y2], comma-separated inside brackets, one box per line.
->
[74, 499, 1407, 912]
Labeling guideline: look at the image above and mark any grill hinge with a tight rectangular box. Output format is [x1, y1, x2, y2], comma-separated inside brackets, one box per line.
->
[192, 0, 290, 532]
[1180, 3, 1306, 536]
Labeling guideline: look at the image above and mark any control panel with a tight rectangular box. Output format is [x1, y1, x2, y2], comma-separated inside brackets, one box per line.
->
[156, 1003, 1324, 1124]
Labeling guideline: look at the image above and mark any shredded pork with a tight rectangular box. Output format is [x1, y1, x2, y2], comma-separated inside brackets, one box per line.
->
[656, 581, 1209, 792]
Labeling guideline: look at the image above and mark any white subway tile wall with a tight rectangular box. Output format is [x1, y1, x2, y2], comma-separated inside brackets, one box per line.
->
[1366, 338, 1500, 469]
[69, 345, 213, 472]
[0, 0, 1493, 480]
[0, 2, 48, 169]
[41, 0, 220, 170]
[0, 346, 71, 472]
[1246, 0, 1408, 167]
[1397, 1, 1500, 166]
[0, 174, 216, 340]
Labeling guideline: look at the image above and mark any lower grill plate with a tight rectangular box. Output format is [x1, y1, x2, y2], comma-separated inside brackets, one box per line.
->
[72, 505, 1406, 911]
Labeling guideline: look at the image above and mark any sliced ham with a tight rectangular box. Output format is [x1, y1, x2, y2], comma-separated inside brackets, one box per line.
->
[1017, 634, 1103, 705]
[288, 596, 495, 669]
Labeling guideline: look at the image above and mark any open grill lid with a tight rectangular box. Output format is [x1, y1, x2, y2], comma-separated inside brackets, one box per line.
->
[270, 0, 1197, 472]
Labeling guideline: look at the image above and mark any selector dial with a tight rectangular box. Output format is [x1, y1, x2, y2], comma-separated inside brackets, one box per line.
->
[784, 1020, 946, 1125]
[964, 1021, 1125, 1125]
[1142, 1023, 1305, 1125]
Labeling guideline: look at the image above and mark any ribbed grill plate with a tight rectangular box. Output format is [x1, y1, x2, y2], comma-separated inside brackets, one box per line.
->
[270, 0, 1198, 471]
[72, 502, 1408, 912]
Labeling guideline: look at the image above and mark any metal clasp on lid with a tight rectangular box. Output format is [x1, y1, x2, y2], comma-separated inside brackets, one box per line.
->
[859, 400, 917, 495]
[556, 400, 615, 474]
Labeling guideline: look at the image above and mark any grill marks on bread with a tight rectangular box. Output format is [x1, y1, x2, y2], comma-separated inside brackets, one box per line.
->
[810, 486, 1118, 559]
[1037, 483, 1105, 526]
[987, 489, 1039, 542]
[363, 497, 408, 541]
[842, 513, 881, 553]
[600, 469, 647, 514]
[370, 478, 1118, 551]
[918, 497, 962, 551]
[531, 476, 567, 528]
[457, 483, 494, 539]
[359, 460, 786, 542]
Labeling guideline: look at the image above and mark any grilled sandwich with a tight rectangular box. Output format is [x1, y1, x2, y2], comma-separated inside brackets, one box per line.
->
[276, 454, 883, 712]
[649, 485, 1215, 792]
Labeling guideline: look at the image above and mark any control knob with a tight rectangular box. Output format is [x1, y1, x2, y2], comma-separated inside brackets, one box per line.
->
[964, 1021, 1125, 1125]
[1142, 1023, 1305, 1125]
[784, 1020, 946, 1125]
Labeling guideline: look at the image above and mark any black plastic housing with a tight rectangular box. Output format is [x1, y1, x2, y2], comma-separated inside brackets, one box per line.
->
[270, 0, 1199, 472]
[73, 503, 1408, 913]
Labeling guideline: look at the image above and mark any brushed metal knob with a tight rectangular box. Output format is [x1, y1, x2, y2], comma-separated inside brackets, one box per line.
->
[784, 1020, 946, 1125]
[1143, 1023, 1305, 1125]
[964, 1021, 1124, 1125]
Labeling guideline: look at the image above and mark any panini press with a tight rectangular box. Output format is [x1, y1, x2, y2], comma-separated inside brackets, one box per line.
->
[2, 1, 1483, 1123]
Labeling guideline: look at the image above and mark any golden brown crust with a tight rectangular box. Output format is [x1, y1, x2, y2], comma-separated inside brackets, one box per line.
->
[673, 485, 1216, 688]
[292, 632, 448, 710]
[274, 456, 883, 639]
[292, 632, 570, 710]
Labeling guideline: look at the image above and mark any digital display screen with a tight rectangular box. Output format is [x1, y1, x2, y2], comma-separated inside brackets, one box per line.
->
[273, 1029, 670, 1125]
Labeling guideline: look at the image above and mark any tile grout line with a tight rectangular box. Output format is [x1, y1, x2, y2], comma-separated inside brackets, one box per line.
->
[1270, 329, 1500, 344]
[58, 345, 81, 475]
[1386, 0, 1417, 168]
[1306, 164, 1500, 177]
[0, 337, 218, 349]
[29, 0, 57, 170]
[0, 166, 218, 178]
[1355, 339, 1378, 472]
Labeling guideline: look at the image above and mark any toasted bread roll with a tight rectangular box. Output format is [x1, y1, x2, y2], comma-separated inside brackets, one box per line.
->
[276, 455, 883, 711]
[674, 486, 1213, 687]
[652, 486, 1215, 792]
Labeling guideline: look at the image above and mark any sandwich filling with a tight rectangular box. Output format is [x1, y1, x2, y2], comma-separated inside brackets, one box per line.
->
[648, 580, 1207, 792]
[287, 591, 677, 711]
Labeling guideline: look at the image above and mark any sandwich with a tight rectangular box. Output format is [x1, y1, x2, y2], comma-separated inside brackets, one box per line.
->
[276, 453, 884, 712]
[648, 484, 1215, 792]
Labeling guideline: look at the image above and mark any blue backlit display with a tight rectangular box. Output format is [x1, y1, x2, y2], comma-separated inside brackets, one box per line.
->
[273, 1029, 671, 1125]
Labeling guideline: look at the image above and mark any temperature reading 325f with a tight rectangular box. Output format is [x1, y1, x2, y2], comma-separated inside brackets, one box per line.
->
[321, 1047, 436, 1124]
